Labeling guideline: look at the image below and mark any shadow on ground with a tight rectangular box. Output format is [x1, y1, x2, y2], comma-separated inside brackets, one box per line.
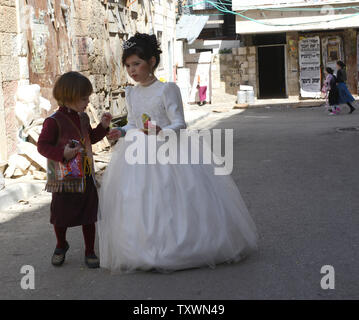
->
[1, 104, 359, 299]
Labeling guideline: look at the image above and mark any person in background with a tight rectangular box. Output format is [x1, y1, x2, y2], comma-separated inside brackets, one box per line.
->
[322, 67, 340, 115]
[336, 61, 356, 114]
[196, 76, 207, 106]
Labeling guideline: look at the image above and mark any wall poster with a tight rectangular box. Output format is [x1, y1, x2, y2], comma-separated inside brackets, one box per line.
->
[321, 36, 343, 77]
[299, 36, 321, 98]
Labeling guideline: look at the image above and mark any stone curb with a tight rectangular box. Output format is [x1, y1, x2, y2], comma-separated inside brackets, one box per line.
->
[186, 113, 211, 127]
[0, 181, 46, 211]
[184, 110, 211, 128]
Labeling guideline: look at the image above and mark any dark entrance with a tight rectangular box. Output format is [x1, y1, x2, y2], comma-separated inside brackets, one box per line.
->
[258, 45, 286, 99]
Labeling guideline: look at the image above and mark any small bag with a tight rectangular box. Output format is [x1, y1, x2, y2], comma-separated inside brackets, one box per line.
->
[58, 152, 84, 179]
[58, 140, 85, 179]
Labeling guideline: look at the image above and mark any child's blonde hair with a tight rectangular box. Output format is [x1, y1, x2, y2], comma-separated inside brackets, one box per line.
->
[53, 71, 93, 107]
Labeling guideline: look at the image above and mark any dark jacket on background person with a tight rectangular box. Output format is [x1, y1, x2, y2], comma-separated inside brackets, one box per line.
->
[336, 69, 347, 83]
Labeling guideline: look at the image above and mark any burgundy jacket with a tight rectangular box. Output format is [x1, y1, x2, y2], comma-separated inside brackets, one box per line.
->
[38, 106, 108, 162]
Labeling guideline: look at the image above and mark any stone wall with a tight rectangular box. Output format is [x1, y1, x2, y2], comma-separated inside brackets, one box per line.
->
[153, 0, 177, 82]
[286, 32, 300, 98]
[343, 28, 358, 94]
[0, 0, 18, 160]
[25, 0, 151, 119]
[0, 0, 177, 161]
[212, 46, 257, 103]
[296, 29, 358, 97]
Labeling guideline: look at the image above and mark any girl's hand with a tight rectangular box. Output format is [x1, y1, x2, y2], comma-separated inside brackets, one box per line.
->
[101, 112, 113, 129]
[63, 142, 82, 161]
[107, 128, 123, 140]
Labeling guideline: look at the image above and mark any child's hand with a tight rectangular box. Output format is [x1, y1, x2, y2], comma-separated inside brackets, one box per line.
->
[107, 128, 123, 140]
[140, 114, 161, 135]
[141, 123, 162, 135]
[63, 142, 82, 161]
[101, 112, 112, 129]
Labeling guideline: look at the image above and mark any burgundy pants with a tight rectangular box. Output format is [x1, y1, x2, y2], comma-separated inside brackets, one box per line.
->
[53, 223, 96, 257]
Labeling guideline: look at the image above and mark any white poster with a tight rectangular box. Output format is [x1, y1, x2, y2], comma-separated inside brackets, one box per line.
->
[299, 36, 321, 98]
[321, 36, 343, 76]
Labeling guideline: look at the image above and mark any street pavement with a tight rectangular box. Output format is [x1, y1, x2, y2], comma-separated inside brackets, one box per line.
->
[1, 104, 359, 299]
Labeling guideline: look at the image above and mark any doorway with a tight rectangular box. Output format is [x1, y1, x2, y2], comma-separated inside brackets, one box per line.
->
[258, 45, 287, 99]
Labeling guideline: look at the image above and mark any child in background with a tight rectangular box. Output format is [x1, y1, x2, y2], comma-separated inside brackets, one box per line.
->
[323, 67, 340, 115]
[37, 71, 112, 268]
[196, 76, 207, 106]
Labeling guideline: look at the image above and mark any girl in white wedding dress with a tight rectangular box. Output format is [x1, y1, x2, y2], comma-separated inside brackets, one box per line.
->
[98, 33, 258, 273]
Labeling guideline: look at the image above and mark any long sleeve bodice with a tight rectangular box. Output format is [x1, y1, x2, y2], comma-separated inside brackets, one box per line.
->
[121, 81, 187, 133]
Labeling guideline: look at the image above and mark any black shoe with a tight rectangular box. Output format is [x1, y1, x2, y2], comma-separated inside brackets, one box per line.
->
[349, 107, 355, 114]
[85, 254, 100, 269]
[51, 241, 69, 266]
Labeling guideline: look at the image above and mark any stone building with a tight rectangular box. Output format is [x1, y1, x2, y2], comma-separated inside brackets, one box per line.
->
[175, 0, 240, 104]
[233, 0, 359, 100]
[0, 0, 177, 163]
[177, 0, 359, 105]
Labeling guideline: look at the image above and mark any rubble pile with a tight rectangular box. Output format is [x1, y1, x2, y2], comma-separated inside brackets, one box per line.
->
[1, 84, 50, 181]
[1, 84, 111, 183]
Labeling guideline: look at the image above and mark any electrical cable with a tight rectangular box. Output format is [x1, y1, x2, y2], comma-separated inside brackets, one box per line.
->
[184, 0, 359, 27]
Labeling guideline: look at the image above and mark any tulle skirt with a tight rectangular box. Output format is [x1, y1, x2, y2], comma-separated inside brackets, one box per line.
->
[98, 130, 258, 273]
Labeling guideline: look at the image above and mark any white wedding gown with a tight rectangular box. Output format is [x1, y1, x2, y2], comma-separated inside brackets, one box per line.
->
[98, 81, 258, 273]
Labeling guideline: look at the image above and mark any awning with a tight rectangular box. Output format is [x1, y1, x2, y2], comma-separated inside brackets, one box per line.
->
[176, 15, 209, 45]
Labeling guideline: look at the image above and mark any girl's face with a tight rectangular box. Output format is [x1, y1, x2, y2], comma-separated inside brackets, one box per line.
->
[125, 54, 155, 84]
[336, 63, 341, 70]
[67, 95, 90, 113]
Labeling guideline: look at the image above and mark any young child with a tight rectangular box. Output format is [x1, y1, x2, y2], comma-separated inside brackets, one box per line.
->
[99, 33, 258, 273]
[37, 71, 112, 268]
[323, 67, 340, 115]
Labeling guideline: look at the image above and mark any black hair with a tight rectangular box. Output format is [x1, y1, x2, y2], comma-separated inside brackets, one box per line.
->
[326, 67, 334, 74]
[336, 60, 346, 69]
[122, 33, 162, 70]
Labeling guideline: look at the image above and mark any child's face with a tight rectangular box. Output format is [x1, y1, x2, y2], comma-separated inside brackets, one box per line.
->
[125, 54, 155, 84]
[67, 95, 90, 113]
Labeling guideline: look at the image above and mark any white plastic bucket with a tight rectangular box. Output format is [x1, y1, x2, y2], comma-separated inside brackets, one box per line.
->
[246, 90, 255, 104]
[237, 90, 247, 104]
